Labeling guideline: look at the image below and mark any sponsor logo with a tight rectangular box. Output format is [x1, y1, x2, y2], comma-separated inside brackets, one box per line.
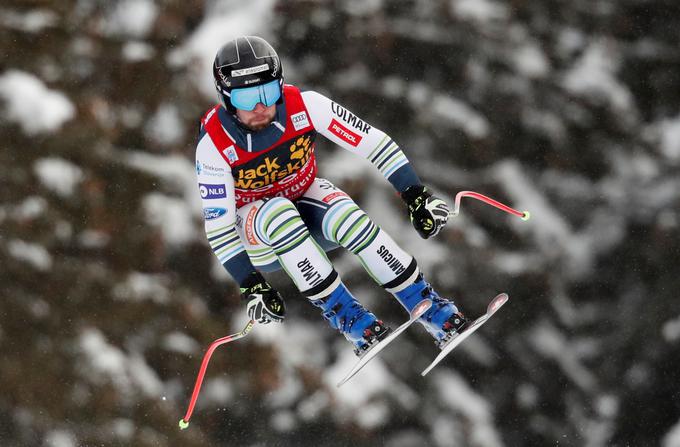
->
[199, 183, 227, 199]
[231, 64, 269, 77]
[234, 159, 317, 205]
[203, 207, 227, 220]
[322, 191, 349, 203]
[331, 102, 372, 133]
[328, 119, 362, 147]
[196, 161, 226, 177]
[376, 245, 406, 276]
[297, 258, 324, 288]
[291, 111, 310, 131]
[223, 145, 239, 163]
[245, 206, 259, 245]
[234, 134, 314, 189]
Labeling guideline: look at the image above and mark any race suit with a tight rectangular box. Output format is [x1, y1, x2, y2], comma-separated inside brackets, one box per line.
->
[195, 84, 422, 298]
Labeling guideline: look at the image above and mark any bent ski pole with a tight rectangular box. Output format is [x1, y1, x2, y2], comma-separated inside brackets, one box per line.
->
[179, 319, 256, 430]
[450, 190, 530, 221]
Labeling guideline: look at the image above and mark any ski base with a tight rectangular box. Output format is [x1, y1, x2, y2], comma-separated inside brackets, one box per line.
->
[421, 293, 509, 377]
[337, 298, 432, 387]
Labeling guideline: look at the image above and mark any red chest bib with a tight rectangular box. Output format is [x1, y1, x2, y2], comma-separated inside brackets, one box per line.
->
[201, 85, 317, 208]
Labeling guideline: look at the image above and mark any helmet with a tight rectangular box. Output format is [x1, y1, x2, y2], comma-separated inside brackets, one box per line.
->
[213, 36, 284, 112]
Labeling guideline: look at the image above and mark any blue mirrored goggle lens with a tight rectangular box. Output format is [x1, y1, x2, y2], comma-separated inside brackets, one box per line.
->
[230, 80, 281, 111]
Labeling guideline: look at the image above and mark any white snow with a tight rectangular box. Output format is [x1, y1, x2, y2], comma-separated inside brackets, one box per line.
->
[512, 42, 550, 78]
[170, 0, 277, 99]
[112, 272, 171, 304]
[0, 8, 59, 33]
[124, 151, 201, 212]
[144, 103, 185, 146]
[202, 378, 234, 405]
[529, 321, 598, 392]
[43, 429, 77, 447]
[11, 196, 47, 220]
[0, 70, 75, 135]
[433, 370, 503, 447]
[450, 0, 509, 24]
[103, 0, 158, 38]
[7, 239, 52, 271]
[431, 94, 491, 139]
[662, 316, 680, 343]
[142, 193, 196, 246]
[663, 418, 680, 447]
[561, 40, 634, 115]
[33, 157, 84, 198]
[161, 331, 200, 354]
[78, 328, 163, 398]
[122, 41, 156, 62]
[654, 114, 680, 163]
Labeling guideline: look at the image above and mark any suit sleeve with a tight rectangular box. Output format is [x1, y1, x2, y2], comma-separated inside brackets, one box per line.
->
[301, 90, 421, 192]
[195, 129, 257, 286]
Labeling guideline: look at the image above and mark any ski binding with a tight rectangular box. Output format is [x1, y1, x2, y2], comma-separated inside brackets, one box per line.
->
[421, 293, 509, 376]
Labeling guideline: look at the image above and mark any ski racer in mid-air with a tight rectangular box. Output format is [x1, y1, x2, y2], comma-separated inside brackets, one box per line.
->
[195, 35, 469, 357]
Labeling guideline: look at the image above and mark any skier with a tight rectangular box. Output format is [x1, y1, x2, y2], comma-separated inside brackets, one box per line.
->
[195, 36, 468, 357]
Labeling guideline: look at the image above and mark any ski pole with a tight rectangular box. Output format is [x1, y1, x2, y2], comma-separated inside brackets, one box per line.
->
[449, 190, 530, 221]
[179, 319, 256, 430]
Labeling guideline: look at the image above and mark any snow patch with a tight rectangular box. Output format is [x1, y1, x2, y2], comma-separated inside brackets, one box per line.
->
[43, 429, 76, 447]
[433, 371, 503, 447]
[7, 239, 52, 271]
[0, 70, 75, 135]
[562, 41, 634, 115]
[0, 8, 58, 33]
[33, 157, 84, 198]
[143, 193, 196, 246]
[663, 418, 680, 447]
[125, 151, 201, 212]
[144, 103, 185, 146]
[113, 272, 171, 304]
[451, 0, 509, 24]
[512, 42, 550, 78]
[122, 41, 156, 62]
[103, 0, 158, 38]
[171, 0, 277, 99]
[162, 331, 200, 354]
[650, 114, 680, 163]
[78, 328, 163, 398]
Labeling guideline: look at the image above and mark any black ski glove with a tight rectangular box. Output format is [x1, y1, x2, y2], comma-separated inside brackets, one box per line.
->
[240, 272, 286, 324]
[401, 184, 450, 239]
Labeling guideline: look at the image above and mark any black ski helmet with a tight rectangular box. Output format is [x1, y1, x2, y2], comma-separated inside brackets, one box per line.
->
[213, 36, 284, 112]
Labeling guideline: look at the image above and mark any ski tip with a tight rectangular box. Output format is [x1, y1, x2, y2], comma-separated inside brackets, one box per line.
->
[179, 419, 190, 430]
[488, 293, 509, 314]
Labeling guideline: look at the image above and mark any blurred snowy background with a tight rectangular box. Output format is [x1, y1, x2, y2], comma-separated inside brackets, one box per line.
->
[1, 0, 680, 446]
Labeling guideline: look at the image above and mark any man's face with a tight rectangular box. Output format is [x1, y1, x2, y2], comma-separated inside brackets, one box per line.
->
[235, 102, 276, 131]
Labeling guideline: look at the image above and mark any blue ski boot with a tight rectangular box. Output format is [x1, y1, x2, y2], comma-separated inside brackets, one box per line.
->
[392, 274, 469, 347]
[311, 282, 391, 356]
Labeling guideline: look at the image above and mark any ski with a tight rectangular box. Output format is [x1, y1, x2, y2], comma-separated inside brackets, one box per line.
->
[337, 298, 432, 387]
[421, 293, 509, 377]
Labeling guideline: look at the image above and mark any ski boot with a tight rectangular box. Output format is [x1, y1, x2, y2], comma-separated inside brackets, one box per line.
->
[311, 282, 392, 356]
[392, 274, 470, 348]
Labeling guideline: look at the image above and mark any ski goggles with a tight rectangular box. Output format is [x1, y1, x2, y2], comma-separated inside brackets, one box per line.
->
[229, 80, 281, 111]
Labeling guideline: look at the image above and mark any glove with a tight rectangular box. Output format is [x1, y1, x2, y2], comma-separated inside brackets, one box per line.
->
[401, 184, 450, 239]
[240, 272, 286, 324]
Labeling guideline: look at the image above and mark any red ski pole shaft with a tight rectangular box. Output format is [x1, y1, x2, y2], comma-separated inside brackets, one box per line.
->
[450, 190, 530, 221]
[179, 319, 255, 430]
